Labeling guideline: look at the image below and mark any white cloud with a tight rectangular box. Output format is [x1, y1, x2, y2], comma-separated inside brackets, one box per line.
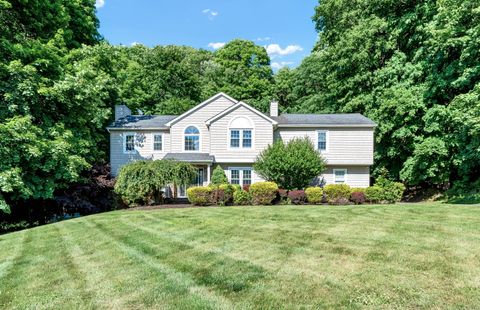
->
[202, 8, 219, 20]
[95, 0, 105, 8]
[131, 42, 141, 46]
[208, 42, 225, 50]
[271, 61, 294, 70]
[256, 37, 271, 42]
[266, 44, 303, 56]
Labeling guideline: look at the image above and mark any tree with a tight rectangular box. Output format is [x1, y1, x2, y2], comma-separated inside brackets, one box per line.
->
[210, 166, 228, 185]
[114, 160, 197, 205]
[254, 138, 326, 190]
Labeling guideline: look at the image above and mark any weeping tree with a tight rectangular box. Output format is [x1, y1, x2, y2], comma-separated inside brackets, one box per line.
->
[114, 160, 196, 205]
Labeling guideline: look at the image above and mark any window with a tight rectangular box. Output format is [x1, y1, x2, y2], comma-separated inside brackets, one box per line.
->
[317, 130, 327, 151]
[230, 130, 240, 148]
[231, 169, 240, 185]
[334, 169, 347, 184]
[124, 134, 135, 153]
[153, 134, 162, 151]
[229, 168, 252, 186]
[184, 126, 200, 151]
[229, 117, 253, 149]
[229, 129, 252, 149]
[243, 130, 252, 148]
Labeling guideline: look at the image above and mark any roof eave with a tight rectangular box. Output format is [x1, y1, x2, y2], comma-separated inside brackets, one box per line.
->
[276, 124, 377, 128]
[106, 127, 170, 131]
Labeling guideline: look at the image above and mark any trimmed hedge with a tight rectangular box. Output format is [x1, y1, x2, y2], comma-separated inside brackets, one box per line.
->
[305, 187, 323, 204]
[233, 190, 253, 205]
[324, 184, 352, 204]
[288, 190, 306, 205]
[249, 182, 279, 205]
[187, 186, 212, 206]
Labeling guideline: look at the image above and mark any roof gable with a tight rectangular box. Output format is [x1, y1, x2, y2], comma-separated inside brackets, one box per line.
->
[164, 92, 238, 127]
[206, 101, 278, 126]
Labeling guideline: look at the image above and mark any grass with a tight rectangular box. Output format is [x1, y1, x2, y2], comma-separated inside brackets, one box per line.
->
[1, 203, 480, 309]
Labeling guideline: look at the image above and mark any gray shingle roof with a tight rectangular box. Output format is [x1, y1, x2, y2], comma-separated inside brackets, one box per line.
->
[164, 153, 215, 162]
[272, 113, 376, 127]
[107, 115, 178, 129]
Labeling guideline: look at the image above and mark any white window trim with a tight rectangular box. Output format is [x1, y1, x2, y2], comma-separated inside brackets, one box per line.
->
[123, 132, 136, 154]
[152, 133, 164, 152]
[333, 168, 347, 184]
[228, 167, 253, 186]
[317, 130, 329, 153]
[183, 125, 202, 152]
[228, 129, 254, 150]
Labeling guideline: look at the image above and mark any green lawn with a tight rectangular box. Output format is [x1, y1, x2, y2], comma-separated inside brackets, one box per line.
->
[1, 203, 480, 309]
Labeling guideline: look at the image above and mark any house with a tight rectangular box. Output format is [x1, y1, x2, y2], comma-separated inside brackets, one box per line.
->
[107, 93, 376, 196]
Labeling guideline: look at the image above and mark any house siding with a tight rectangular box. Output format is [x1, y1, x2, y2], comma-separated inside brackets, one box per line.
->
[322, 165, 370, 188]
[209, 105, 273, 163]
[110, 130, 170, 176]
[169, 96, 235, 153]
[275, 127, 374, 165]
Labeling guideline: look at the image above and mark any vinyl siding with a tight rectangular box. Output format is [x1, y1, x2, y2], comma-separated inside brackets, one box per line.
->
[275, 127, 374, 165]
[110, 130, 170, 176]
[169, 96, 235, 153]
[209, 105, 274, 163]
[217, 163, 265, 184]
[322, 165, 370, 188]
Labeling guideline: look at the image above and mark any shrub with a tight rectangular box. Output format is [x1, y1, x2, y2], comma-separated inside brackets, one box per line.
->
[350, 191, 366, 204]
[254, 138, 326, 190]
[187, 186, 212, 206]
[365, 186, 384, 203]
[305, 187, 323, 204]
[242, 184, 250, 192]
[210, 184, 235, 205]
[114, 160, 196, 205]
[232, 184, 242, 193]
[288, 190, 306, 204]
[233, 190, 253, 205]
[350, 187, 366, 194]
[374, 175, 406, 203]
[249, 181, 279, 205]
[324, 184, 352, 204]
[210, 165, 228, 185]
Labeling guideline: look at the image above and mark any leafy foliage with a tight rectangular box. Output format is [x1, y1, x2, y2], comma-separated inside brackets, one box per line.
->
[233, 190, 253, 206]
[114, 160, 196, 205]
[365, 186, 384, 203]
[305, 187, 323, 204]
[324, 184, 352, 205]
[187, 186, 212, 206]
[254, 138, 326, 190]
[350, 192, 366, 205]
[249, 182, 279, 205]
[210, 166, 228, 185]
[288, 190, 306, 205]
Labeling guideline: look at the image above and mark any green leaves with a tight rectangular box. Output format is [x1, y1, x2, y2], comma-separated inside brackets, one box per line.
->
[254, 138, 326, 190]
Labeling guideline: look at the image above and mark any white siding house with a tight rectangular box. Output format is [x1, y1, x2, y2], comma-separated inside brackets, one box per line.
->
[107, 92, 376, 195]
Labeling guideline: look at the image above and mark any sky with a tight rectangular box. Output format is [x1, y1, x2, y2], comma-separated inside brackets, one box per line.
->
[95, 0, 319, 70]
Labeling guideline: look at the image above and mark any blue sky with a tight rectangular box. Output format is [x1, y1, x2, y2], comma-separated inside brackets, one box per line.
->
[95, 0, 319, 70]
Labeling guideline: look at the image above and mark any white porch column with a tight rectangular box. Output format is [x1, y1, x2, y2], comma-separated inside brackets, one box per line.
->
[207, 164, 211, 185]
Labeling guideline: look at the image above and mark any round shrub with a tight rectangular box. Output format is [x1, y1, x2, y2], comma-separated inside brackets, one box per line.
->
[288, 190, 306, 205]
[249, 181, 279, 205]
[365, 186, 384, 203]
[382, 182, 406, 203]
[233, 190, 253, 205]
[305, 187, 323, 204]
[187, 186, 212, 206]
[350, 191, 366, 204]
[324, 184, 352, 204]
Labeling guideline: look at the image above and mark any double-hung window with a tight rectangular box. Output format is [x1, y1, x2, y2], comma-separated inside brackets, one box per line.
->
[230, 129, 252, 149]
[153, 134, 162, 151]
[334, 169, 347, 184]
[229, 168, 252, 186]
[184, 126, 200, 151]
[124, 133, 135, 153]
[317, 130, 327, 151]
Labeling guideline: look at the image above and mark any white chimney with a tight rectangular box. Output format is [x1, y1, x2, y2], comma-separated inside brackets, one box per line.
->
[270, 101, 279, 117]
[114, 105, 132, 121]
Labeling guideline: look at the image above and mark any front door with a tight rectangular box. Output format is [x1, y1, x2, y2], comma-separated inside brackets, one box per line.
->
[177, 167, 204, 198]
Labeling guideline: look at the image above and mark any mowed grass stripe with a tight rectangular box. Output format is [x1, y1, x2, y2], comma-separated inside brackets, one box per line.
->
[83, 218, 236, 309]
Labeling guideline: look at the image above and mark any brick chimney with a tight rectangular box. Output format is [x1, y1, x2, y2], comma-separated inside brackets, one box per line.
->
[114, 105, 132, 121]
[270, 101, 279, 117]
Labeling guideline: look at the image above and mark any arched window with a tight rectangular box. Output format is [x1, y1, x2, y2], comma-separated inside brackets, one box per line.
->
[184, 126, 200, 151]
[229, 117, 253, 149]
